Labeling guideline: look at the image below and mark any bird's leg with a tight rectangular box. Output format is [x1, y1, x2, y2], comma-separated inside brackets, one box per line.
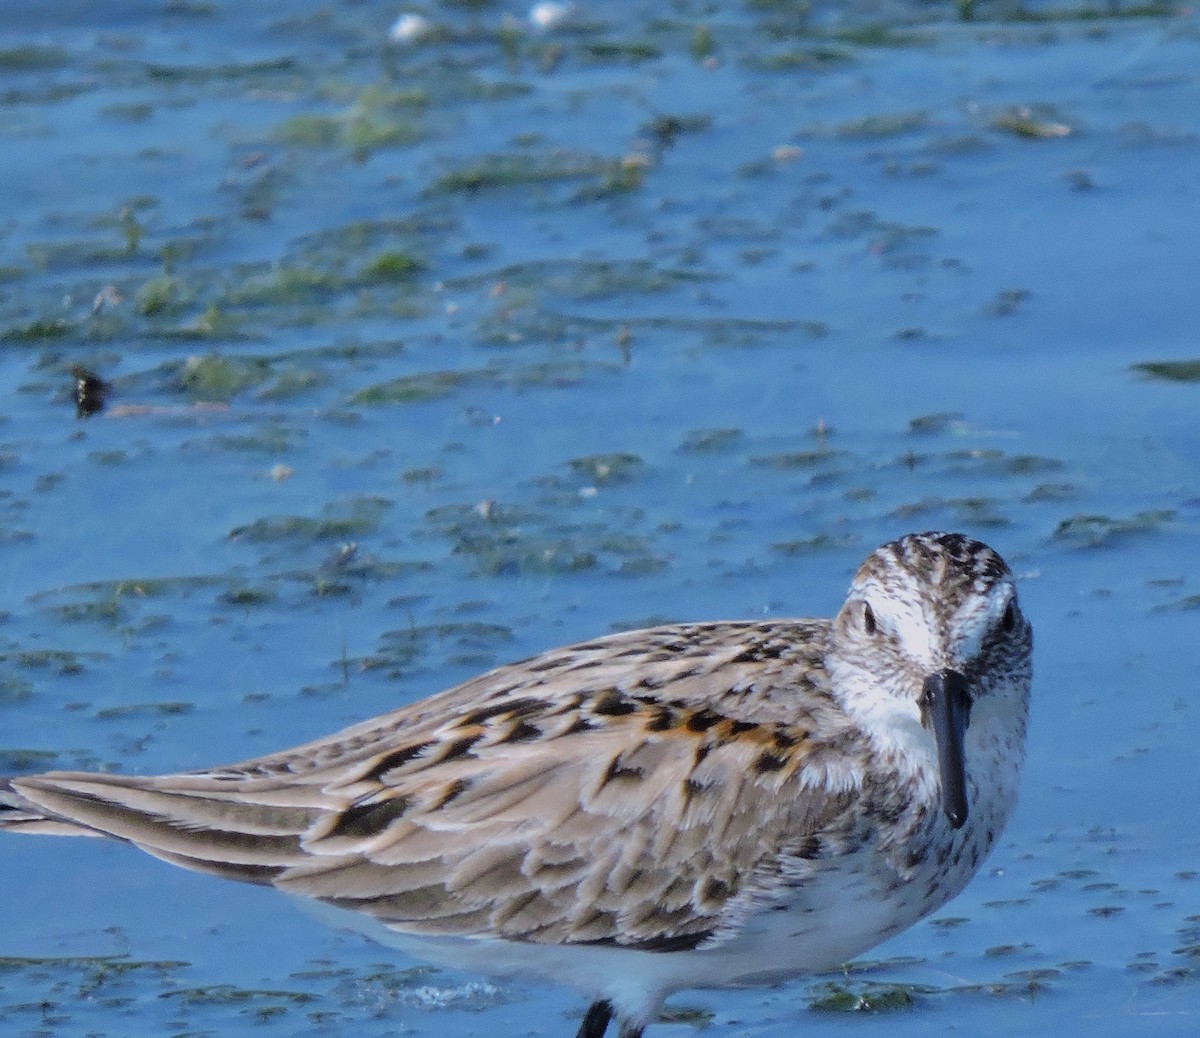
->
[616, 1021, 644, 1038]
[576, 1000, 614, 1038]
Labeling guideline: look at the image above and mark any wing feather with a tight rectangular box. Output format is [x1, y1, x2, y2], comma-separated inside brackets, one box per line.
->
[3, 619, 861, 948]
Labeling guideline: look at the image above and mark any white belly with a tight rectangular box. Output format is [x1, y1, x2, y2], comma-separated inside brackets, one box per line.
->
[292, 832, 970, 1018]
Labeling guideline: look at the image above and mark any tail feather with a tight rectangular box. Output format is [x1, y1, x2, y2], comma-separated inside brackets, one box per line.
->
[2, 777, 99, 836]
[3, 772, 327, 883]
[2, 787, 102, 836]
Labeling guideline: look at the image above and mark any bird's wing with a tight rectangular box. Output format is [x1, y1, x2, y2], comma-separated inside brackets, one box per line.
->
[6, 620, 863, 949]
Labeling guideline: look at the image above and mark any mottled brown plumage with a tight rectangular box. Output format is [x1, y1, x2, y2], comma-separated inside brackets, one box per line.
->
[2, 531, 1033, 1038]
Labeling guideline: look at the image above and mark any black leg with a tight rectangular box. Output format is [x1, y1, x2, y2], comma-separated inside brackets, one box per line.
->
[577, 1000, 614, 1038]
[616, 1022, 644, 1038]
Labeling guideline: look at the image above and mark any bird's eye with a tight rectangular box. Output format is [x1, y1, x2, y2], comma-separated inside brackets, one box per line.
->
[862, 602, 878, 635]
[1001, 601, 1017, 632]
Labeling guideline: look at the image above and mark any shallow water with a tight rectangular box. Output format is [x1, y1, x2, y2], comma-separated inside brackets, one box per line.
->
[2, 0, 1199, 1035]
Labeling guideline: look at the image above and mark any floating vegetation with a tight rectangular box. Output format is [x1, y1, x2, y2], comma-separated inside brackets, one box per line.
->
[567, 452, 643, 484]
[986, 1, 1177, 22]
[94, 701, 194, 720]
[640, 113, 713, 148]
[179, 352, 272, 401]
[350, 368, 489, 405]
[0, 748, 60, 773]
[1023, 482, 1077, 502]
[690, 24, 715, 60]
[275, 89, 424, 160]
[446, 257, 701, 301]
[0, 43, 71, 70]
[836, 110, 929, 139]
[51, 599, 127, 626]
[1, 648, 95, 675]
[986, 288, 1032, 317]
[1053, 509, 1175, 548]
[2, 316, 72, 342]
[358, 251, 425, 283]
[834, 25, 923, 47]
[1150, 594, 1200, 614]
[0, 952, 186, 975]
[888, 496, 1011, 527]
[257, 367, 329, 402]
[582, 40, 662, 63]
[749, 46, 852, 71]
[908, 411, 965, 435]
[1131, 359, 1200, 382]
[678, 428, 744, 454]
[749, 449, 843, 469]
[228, 499, 392, 544]
[0, 673, 34, 705]
[220, 585, 278, 608]
[991, 106, 1072, 139]
[657, 1004, 714, 1026]
[941, 449, 1064, 476]
[230, 266, 343, 306]
[368, 621, 515, 672]
[428, 151, 622, 194]
[773, 533, 859, 556]
[161, 983, 318, 1007]
[136, 274, 181, 316]
[808, 980, 926, 1012]
[421, 500, 658, 579]
[575, 155, 652, 200]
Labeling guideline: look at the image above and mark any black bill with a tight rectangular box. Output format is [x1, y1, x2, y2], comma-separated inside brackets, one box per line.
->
[922, 669, 972, 829]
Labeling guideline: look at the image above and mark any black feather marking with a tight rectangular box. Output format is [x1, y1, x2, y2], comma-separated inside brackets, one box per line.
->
[328, 796, 409, 840]
[754, 751, 787, 773]
[685, 708, 724, 733]
[583, 930, 712, 953]
[645, 708, 675, 732]
[359, 742, 435, 782]
[591, 690, 637, 716]
[439, 735, 481, 762]
[459, 698, 549, 726]
[701, 876, 732, 902]
[433, 778, 470, 810]
[499, 720, 542, 743]
[599, 753, 643, 789]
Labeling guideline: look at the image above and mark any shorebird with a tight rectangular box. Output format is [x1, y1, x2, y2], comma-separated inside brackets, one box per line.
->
[1, 531, 1032, 1038]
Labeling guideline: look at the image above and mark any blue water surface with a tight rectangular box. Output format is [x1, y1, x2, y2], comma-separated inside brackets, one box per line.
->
[1, 0, 1199, 1035]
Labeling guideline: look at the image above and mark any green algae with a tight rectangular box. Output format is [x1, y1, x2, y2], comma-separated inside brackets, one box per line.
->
[836, 111, 929, 138]
[351, 369, 488, 405]
[567, 453, 643, 484]
[428, 151, 621, 194]
[358, 251, 425, 283]
[1132, 359, 1200, 382]
[773, 533, 860, 555]
[179, 353, 272, 401]
[749, 449, 843, 469]
[136, 275, 182, 316]
[2, 317, 72, 342]
[809, 980, 927, 1012]
[95, 701, 194, 720]
[228, 500, 391, 544]
[1053, 510, 1175, 548]
[0, 44, 71, 70]
[678, 428, 744, 454]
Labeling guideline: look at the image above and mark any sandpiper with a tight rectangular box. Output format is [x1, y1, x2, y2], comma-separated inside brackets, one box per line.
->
[2, 531, 1032, 1038]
